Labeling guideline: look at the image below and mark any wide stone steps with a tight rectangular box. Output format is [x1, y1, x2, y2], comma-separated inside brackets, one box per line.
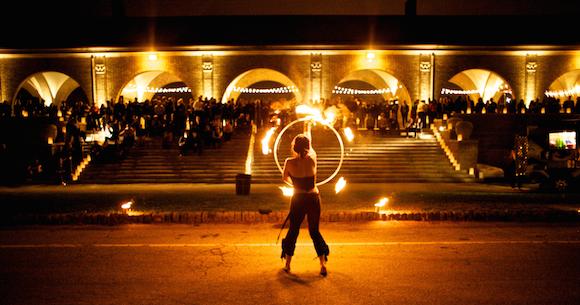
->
[251, 129, 473, 183]
[80, 128, 474, 184]
[79, 132, 250, 184]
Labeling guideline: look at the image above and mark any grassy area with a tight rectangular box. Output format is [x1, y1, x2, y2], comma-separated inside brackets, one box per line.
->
[1, 183, 580, 215]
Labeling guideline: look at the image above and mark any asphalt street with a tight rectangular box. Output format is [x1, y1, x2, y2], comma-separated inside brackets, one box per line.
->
[1, 222, 579, 305]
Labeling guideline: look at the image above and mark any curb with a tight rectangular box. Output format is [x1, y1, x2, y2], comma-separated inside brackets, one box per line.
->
[1, 210, 579, 226]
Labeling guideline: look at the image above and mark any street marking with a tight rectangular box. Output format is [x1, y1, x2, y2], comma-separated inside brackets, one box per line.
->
[1, 240, 580, 249]
[0, 244, 82, 248]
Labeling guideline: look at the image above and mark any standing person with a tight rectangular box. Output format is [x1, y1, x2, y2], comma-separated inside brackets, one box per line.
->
[401, 100, 409, 127]
[280, 134, 329, 276]
[417, 100, 426, 129]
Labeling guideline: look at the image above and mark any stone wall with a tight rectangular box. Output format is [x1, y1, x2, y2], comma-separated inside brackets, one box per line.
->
[1, 48, 578, 110]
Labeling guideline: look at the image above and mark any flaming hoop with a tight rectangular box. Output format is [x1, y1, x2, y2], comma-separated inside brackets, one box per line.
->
[273, 116, 345, 186]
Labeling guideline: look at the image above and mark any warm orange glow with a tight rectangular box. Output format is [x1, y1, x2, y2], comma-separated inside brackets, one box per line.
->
[343, 127, 354, 142]
[148, 53, 158, 61]
[366, 51, 376, 61]
[47, 137, 54, 145]
[334, 177, 346, 193]
[279, 186, 294, 197]
[295, 104, 337, 125]
[273, 116, 345, 187]
[261, 127, 277, 155]
[374, 197, 390, 214]
[245, 126, 256, 175]
[374, 197, 389, 208]
[296, 104, 322, 118]
[121, 201, 133, 210]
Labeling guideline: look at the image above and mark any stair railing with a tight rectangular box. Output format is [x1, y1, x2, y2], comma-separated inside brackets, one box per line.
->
[244, 122, 257, 175]
[431, 125, 461, 172]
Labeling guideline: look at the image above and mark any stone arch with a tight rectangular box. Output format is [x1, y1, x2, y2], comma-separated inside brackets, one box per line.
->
[546, 69, 580, 99]
[12, 71, 84, 107]
[220, 68, 302, 104]
[332, 69, 412, 105]
[117, 70, 194, 103]
[448, 69, 513, 103]
[331, 69, 412, 129]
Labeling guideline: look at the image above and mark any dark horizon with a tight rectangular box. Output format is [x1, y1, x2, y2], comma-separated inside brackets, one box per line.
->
[2, 15, 579, 50]
[8, 0, 580, 17]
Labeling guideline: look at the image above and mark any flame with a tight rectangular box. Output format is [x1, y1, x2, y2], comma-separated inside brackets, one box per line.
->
[261, 127, 277, 155]
[121, 201, 133, 210]
[343, 127, 354, 142]
[374, 197, 389, 207]
[334, 177, 347, 193]
[323, 109, 336, 124]
[296, 104, 322, 118]
[295, 104, 336, 125]
[279, 186, 294, 197]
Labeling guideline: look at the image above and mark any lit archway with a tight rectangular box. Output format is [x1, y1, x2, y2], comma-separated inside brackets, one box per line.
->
[221, 68, 302, 105]
[118, 71, 193, 103]
[13, 71, 84, 107]
[546, 69, 580, 99]
[333, 69, 412, 104]
[448, 69, 513, 102]
[331, 69, 412, 128]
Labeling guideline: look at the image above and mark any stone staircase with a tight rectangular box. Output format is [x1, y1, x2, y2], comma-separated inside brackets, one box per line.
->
[251, 126, 474, 183]
[78, 131, 251, 184]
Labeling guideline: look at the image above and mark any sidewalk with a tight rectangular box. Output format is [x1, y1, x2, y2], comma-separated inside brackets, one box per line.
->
[1, 183, 579, 225]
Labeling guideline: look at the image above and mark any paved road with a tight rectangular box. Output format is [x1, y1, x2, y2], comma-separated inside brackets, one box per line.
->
[1, 222, 579, 305]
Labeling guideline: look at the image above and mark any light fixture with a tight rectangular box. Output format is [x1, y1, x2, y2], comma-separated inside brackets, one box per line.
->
[148, 53, 158, 61]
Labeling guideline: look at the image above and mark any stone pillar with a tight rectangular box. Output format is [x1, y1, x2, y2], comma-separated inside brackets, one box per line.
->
[92, 55, 108, 107]
[524, 54, 538, 106]
[202, 54, 214, 99]
[310, 53, 322, 103]
[419, 53, 433, 102]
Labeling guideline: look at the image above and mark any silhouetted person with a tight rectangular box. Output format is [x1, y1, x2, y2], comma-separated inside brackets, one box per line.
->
[281, 134, 329, 276]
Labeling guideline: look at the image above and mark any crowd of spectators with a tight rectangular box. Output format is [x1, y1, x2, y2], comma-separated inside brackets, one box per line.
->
[1, 95, 260, 182]
[288, 95, 580, 134]
[4, 95, 258, 148]
[2, 92, 580, 183]
[4, 93, 580, 138]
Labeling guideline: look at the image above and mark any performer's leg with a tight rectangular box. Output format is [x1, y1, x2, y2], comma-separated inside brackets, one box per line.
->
[306, 194, 329, 274]
[282, 196, 306, 271]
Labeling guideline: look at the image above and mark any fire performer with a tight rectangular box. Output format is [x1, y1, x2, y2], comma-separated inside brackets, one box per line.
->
[280, 134, 329, 276]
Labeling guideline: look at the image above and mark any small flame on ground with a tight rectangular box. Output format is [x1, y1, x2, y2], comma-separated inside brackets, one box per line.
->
[121, 201, 133, 210]
[343, 127, 355, 142]
[279, 186, 294, 197]
[374, 197, 389, 207]
[335, 177, 347, 193]
[261, 127, 277, 155]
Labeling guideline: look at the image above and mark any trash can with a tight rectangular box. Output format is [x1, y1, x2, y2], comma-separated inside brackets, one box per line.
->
[235, 173, 251, 195]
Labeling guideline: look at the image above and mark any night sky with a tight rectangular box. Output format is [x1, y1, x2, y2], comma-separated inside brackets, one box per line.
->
[3, 0, 578, 48]
[9, 0, 580, 17]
